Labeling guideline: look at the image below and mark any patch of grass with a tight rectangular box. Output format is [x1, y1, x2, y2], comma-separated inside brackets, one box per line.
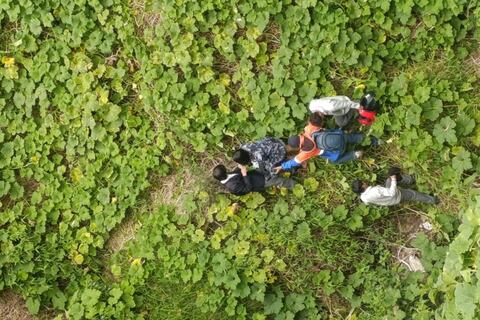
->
[137, 280, 230, 320]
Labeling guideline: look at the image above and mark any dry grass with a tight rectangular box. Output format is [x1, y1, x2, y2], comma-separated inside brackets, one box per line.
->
[149, 152, 231, 215]
[149, 171, 195, 215]
[105, 150, 231, 253]
[260, 21, 282, 54]
[0, 290, 36, 320]
[106, 215, 140, 252]
[468, 49, 480, 77]
[131, 0, 162, 36]
[393, 210, 429, 237]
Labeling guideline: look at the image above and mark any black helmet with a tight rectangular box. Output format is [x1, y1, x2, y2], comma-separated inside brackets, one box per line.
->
[360, 92, 380, 112]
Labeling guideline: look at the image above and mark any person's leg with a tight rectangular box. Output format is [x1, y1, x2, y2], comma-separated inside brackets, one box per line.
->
[370, 136, 380, 146]
[398, 174, 415, 186]
[334, 109, 358, 128]
[264, 175, 295, 189]
[400, 189, 437, 204]
[330, 151, 358, 164]
[344, 132, 364, 145]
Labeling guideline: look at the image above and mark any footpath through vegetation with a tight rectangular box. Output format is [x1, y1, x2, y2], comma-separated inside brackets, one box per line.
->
[0, 0, 479, 319]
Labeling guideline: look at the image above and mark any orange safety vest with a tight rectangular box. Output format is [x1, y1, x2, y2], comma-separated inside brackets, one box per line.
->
[295, 123, 323, 163]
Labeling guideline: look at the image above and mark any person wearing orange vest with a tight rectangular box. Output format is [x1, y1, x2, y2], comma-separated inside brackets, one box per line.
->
[309, 93, 379, 127]
[274, 113, 379, 171]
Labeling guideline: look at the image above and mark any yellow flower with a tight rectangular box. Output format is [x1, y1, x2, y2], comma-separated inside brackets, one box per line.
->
[131, 258, 142, 266]
[70, 167, 83, 183]
[99, 95, 108, 104]
[266, 270, 277, 284]
[2, 56, 15, 68]
[73, 253, 84, 265]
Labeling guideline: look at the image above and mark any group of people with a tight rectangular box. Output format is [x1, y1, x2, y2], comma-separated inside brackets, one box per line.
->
[213, 93, 438, 207]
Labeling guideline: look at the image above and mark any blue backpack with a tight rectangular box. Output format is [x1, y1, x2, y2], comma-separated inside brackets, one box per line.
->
[311, 130, 346, 153]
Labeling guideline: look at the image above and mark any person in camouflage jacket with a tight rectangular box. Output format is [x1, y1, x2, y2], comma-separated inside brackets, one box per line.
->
[232, 137, 286, 179]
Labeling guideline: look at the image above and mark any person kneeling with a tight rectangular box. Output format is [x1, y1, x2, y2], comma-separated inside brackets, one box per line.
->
[351, 167, 439, 206]
[213, 164, 295, 196]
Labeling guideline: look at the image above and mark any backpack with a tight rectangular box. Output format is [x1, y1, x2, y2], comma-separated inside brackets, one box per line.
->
[311, 130, 346, 153]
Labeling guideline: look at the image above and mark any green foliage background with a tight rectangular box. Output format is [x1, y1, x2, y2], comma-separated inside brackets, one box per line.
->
[0, 0, 479, 319]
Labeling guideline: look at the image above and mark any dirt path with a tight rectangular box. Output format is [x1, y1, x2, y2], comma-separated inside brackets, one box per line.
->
[0, 290, 36, 320]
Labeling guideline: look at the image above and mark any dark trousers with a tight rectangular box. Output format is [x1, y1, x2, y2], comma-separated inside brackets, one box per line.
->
[385, 175, 436, 204]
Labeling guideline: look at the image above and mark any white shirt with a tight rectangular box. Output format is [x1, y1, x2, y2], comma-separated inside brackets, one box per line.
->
[221, 174, 238, 184]
[360, 179, 401, 206]
[309, 96, 360, 116]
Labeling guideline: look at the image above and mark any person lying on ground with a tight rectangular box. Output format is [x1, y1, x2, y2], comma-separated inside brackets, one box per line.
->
[213, 164, 295, 196]
[351, 167, 439, 206]
[309, 92, 380, 128]
[232, 137, 286, 179]
[275, 127, 379, 172]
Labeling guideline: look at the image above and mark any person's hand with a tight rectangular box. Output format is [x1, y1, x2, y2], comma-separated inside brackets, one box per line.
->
[388, 166, 401, 176]
[390, 175, 397, 181]
[238, 164, 248, 176]
[273, 166, 282, 174]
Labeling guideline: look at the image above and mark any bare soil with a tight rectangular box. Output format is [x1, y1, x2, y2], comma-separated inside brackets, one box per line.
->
[0, 290, 36, 320]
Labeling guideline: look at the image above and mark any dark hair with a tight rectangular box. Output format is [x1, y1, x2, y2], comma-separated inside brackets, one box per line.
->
[287, 136, 301, 149]
[360, 92, 380, 112]
[352, 179, 365, 194]
[309, 113, 324, 127]
[213, 164, 227, 181]
[232, 149, 251, 165]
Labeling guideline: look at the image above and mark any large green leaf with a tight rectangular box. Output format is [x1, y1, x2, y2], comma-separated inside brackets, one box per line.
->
[433, 116, 457, 145]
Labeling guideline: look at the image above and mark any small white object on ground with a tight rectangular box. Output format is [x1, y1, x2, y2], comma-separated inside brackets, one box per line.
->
[421, 222, 433, 231]
[397, 246, 425, 273]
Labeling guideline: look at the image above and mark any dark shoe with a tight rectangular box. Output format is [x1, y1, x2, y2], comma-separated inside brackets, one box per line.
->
[371, 136, 383, 146]
[432, 196, 440, 205]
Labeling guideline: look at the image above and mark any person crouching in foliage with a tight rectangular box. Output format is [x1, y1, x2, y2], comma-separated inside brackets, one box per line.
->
[213, 164, 295, 196]
[351, 167, 439, 206]
[309, 92, 380, 127]
[232, 137, 287, 179]
[275, 114, 379, 172]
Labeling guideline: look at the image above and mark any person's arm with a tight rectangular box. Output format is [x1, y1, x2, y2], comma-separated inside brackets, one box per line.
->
[280, 149, 321, 171]
[239, 165, 252, 193]
[229, 167, 252, 196]
[380, 176, 398, 197]
[280, 158, 302, 171]
[360, 193, 369, 204]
